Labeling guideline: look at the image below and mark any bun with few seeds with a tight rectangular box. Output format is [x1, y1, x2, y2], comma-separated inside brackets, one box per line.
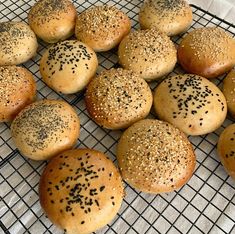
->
[39, 148, 124, 234]
[11, 99, 80, 160]
[85, 68, 153, 130]
[40, 40, 98, 94]
[0, 66, 36, 122]
[139, 0, 192, 36]
[28, 0, 77, 43]
[118, 28, 177, 81]
[177, 27, 235, 78]
[117, 119, 196, 193]
[75, 5, 131, 52]
[217, 124, 235, 180]
[154, 74, 227, 135]
[0, 21, 38, 65]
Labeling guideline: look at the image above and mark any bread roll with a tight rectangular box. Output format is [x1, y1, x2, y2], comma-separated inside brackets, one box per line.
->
[11, 99, 80, 160]
[118, 28, 177, 81]
[0, 21, 38, 65]
[139, 0, 192, 36]
[75, 5, 131, 52]
[39, 149, 124, 234]
[178, 27, 235, 78]
[28, 0, 77, 43]
[85, 68, 153, 130]
[117, 119, 195, 193]
[154, 74, 227, 135]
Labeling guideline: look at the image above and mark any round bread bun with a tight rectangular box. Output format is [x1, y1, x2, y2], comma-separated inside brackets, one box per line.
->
[0, 66, 36, 122]
[40, 40, 98, 94]
[39, 148, 124, 234]
[28, 0, 77, 43]
[139, 0, 192, 36]
[0, 21, 38, 66]
[154, 74, 227, 136]
[118, 28, 177, 81]
[117, 119, 195, 193]
[11, 99, 80, 160]
[217, 124, 235, 180]
[85, 68, 153, 130]
[223, 69, 235, 118]
[177, 27, 235, 78]
[75, 5, 131, 52]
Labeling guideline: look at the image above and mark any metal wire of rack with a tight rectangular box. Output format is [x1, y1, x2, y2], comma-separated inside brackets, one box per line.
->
[0, 0, 235, 233]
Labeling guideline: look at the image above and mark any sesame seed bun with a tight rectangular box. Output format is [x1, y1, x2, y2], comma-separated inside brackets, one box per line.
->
[154, 74, 227, 136]
[0, 21, 38, 66]
[217, 124, 235, 180]
[39, 148, 124, 234]
[85, 68, 153, 130]
[11, 99, 80, 160]
[177, 27, 235, 78]
[0, 66, 36, 122]
[222, 69, 235, 118]
[139, 0, 192, 36]
[28, 0, 77, 43]
[118, 28, 177, 81]
[40, 40, 98, 94]
[75, 5, 131, 52]
[117, 119, 195, 194]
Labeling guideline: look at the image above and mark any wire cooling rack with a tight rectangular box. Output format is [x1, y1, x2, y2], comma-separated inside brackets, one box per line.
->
[1, 0, 235, 234]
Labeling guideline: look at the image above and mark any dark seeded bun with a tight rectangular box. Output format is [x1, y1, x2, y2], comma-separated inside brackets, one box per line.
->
[11, 99, 80, 160]
[28, 0, 77, 43]
[39, 149, 124, 234]
[177, 27, 235, 78]
[40, 40, 98, 94]
[217, 124, 235, 180]
[139, 0, 192, 36]
[85, 68, 153, 130]
[0, 66, 36, 122]
[154, 74, 227, 135]
[117, 119, 196, 193]
[0, 21, 38, 65]
[75, 5, 131, 52]
[118, 28, 177, 81]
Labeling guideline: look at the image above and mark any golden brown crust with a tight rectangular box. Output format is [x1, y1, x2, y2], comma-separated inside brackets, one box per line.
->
[40, 40, 98, 94]
[177, 27, 235, 78]
[117, 119, 196, 193]
[39, 149, 124, 234]
[217, 124, 235, 180]
[11, 99, 80, 160]
[0, 66, 36, 122]
[75, 5, 131, 52]
[85, 68, 153, 130]
[139, 0, 192, 36]
[118, 28, 177, 81]
[153, 74, 227, 135]
[28, 0, 77, 43]
[0, 21, 38, 65]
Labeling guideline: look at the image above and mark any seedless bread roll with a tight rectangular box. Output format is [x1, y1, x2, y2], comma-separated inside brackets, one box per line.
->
[11, 99, 80, 160]
[222, 69, 235, 118]
[178, 27, 235, 78]
[117, 119, 196, 193]
[217, 124, 235, 180]
[85, 68, 153, 130]
[139, 0, 192, 36]
[28, 0, 77, 43]
[0, 66, 36, 122]
[40, 40, 98, 94]
[0, 21, 38, 65]
[39, 149, 124, 234]
[118, 28, 177, 81]
[75, 5, 131, 52]
[154, 74, 227, 135]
